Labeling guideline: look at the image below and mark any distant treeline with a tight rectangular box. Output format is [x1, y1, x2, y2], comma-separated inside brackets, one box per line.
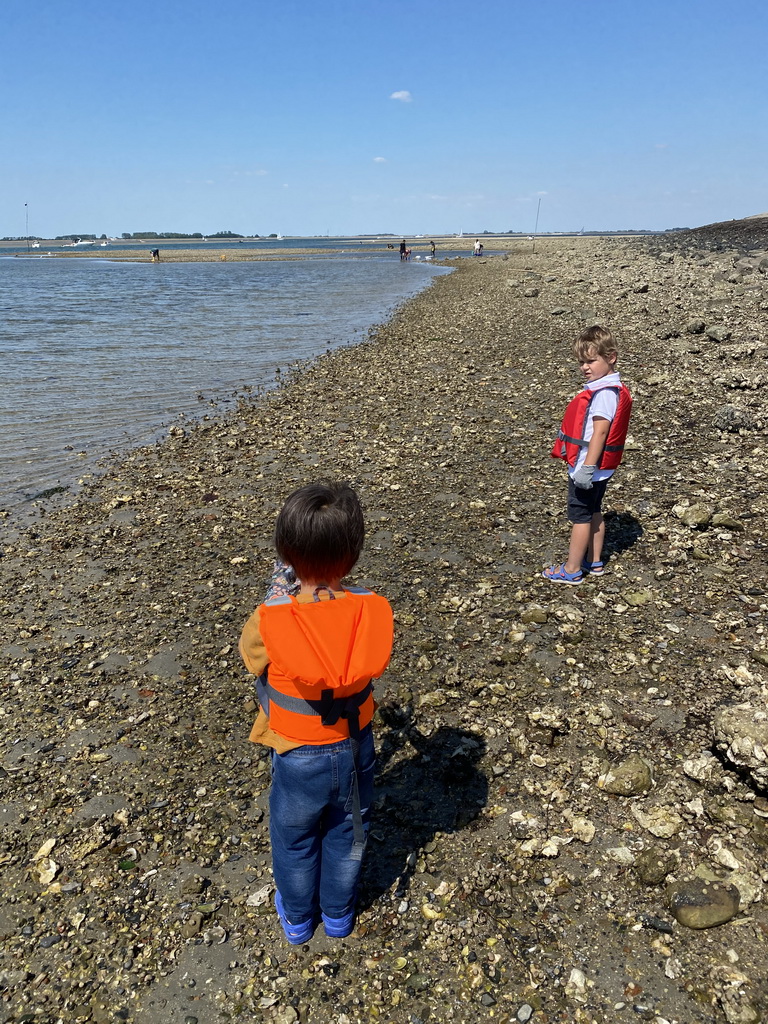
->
[120, 231, 247, 239]
[3, 228, 690, 243]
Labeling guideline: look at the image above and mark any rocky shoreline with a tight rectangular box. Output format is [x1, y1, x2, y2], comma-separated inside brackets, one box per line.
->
[2, 222, 768, 1023]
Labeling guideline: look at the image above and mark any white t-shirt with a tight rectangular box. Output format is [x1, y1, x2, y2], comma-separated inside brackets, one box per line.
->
[569, 372, 621, 482]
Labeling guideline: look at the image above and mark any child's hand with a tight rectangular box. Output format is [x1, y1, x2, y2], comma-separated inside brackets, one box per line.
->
[572, 464, 597, 489]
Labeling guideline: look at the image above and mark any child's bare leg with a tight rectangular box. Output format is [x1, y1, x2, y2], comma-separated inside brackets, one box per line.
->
[565, 523, 592, 574]
[589, 511, 605, 564]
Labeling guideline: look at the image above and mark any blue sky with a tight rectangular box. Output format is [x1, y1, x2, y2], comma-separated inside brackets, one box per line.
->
[2, 0, 766, 237]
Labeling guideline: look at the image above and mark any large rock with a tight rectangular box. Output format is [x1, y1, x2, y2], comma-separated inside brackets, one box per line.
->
[668, 878, 740, 929]
[673, 501, 714, 528]
[600, 753, 652, 796]
[714, 404, 756, 432]
[714, 703, 768, 790]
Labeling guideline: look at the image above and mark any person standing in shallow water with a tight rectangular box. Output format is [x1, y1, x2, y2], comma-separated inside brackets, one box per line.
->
[399, 239, 407, 261]
[239, 481, 394, 944]
[430, 240, 436, 258]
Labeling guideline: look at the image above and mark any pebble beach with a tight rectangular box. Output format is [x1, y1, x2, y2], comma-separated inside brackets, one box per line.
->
[2, 219, 768, 1023]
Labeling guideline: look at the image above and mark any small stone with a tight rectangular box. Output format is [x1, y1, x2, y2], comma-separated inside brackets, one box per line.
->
[480, 992, 497, 1006]
[605, 846, 635, 866]
[521, 605, 547, 624]
[0, 969, 31, 988]
[673, 502, 713, 528]
[564, 967, 588, 1001]
[668, 878, 740, 929]
[686, 319, 705, 334]
[706, 325, 732, 342]
[182, 911, 204, 938]
[517, 1005, 534, 1022]
[566, 814, 596, 843]
[711, 513, 743, 530]
[631, 803, 684, 838]
[624, 590, 653, 607]
[600, 753, 652, 796]
[635, 846, 676, 885]
[273, 1009, 298, 1024]
[407, 973, 430, 992]
[523, 288, 539, 297]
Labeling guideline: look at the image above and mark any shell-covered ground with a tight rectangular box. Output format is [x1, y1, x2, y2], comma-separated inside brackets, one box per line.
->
[1, 221, 768, 1024]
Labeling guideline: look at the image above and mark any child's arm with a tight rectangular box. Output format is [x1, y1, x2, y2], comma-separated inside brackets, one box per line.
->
[572, 416, 611, 488]
[239, 611, 269, 675]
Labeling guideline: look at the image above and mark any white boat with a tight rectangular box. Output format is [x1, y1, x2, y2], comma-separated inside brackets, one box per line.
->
[31, 242, 40, 249]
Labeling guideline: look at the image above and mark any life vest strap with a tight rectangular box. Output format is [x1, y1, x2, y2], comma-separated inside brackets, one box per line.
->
[257, 675, 373, 722]
[557, 430, 588, 447]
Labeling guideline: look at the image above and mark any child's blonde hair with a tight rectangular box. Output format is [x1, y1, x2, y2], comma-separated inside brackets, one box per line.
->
[572, 325, 617, 363]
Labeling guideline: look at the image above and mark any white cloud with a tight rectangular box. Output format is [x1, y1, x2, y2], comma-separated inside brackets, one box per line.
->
[390, 90, 412, 103]
[373, 156, 387, 163]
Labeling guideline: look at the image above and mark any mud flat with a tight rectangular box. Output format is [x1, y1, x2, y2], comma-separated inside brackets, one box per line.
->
[1, 223, 768, 1023]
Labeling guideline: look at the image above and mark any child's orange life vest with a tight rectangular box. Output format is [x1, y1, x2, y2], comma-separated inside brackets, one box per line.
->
[257, 587, 393, 745]
[551, 383, 632, 470]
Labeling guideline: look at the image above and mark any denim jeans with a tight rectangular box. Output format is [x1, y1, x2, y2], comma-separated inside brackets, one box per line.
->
[270, 725, 375, 923]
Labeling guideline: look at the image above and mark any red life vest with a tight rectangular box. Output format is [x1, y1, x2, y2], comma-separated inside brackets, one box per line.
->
[551, 382, 632, 470]
[257, 586, 393, 745]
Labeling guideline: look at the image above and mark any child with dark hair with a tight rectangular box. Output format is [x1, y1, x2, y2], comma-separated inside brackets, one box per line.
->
[239, 481, 393, 944]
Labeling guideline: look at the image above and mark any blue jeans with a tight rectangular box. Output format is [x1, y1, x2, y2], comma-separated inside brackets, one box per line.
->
[270, 726, 375, 923]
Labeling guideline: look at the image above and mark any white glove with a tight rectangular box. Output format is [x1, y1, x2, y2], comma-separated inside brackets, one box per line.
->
[572, 464, 597, 489]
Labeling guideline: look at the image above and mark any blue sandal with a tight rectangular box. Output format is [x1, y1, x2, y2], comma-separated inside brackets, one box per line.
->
[275, 890, 315, 945]
[322, 908, 356, 938]
[542, 562, 583, 585]
[581, 559, 605, 576]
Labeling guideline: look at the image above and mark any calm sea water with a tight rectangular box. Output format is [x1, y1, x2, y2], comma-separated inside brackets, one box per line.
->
[0, 256, 449, 505]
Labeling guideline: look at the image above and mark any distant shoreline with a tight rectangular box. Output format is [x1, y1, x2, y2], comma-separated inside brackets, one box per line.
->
[2, 233, 660, 263]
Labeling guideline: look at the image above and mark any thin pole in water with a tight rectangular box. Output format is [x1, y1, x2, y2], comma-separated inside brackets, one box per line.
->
[532, 197, 541, 254]
[25, 203, 29, 252]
